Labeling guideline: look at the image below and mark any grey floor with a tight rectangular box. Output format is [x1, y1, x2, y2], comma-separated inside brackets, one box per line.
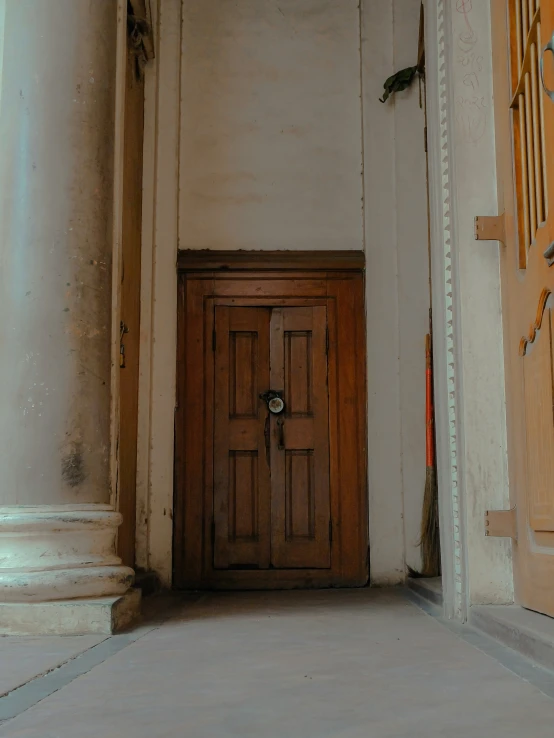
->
[1, 589, 554, 737]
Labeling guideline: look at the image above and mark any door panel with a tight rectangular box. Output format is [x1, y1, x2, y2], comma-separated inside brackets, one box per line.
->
[508, 0, 553, 268]
[269, 307, 331, 569]
[522, 299, 554, 533]
[214, 305, 331, 571]
[213, 307, 271, 569]
[493, 0, 554, 615]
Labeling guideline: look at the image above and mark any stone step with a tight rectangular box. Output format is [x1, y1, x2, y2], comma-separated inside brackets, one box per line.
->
[471, 604, 554, 672]
[406, 576, 443, 607]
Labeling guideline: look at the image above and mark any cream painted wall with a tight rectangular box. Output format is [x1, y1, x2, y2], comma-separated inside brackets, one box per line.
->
[179, 0, 363, 251]
[425, 0, 513, 615]
[363, 0, 429, 582]
[137, 0, 429, 586]
[447, 0, 512, 605]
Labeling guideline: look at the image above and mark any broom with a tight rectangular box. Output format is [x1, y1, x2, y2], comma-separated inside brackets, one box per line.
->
[420, 333, 440, 576]
[409, 334, 440, 578]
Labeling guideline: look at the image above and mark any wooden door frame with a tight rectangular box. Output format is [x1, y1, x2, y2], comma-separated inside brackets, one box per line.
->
[174, 251, 368, 589]
[115, 8, 146, 568]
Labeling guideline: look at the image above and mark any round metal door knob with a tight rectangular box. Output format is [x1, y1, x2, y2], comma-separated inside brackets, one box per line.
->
[268, 396, 285, 415]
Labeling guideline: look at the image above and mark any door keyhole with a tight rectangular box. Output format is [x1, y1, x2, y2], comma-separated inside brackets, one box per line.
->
[277, 416, 285, 451]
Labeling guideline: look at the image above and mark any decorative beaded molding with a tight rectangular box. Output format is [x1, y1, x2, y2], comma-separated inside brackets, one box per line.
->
[435, 0, 465, 620]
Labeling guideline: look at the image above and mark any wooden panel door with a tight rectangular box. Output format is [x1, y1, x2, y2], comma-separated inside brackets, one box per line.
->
[269, 308, 331, 569]
[213, 305, 331, 572]
[174, 262, 368, 590]
[493, 0, 554, 615]
[213, 307, 271, 569]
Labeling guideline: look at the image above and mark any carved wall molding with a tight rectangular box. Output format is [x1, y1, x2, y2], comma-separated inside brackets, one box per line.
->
[427, 0, 466, 620]
[438, 0, 465, 621]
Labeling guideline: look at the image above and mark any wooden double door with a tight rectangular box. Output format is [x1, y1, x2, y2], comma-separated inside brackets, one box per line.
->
[214, 305, 330, 572]
[174, 253, 368, 589]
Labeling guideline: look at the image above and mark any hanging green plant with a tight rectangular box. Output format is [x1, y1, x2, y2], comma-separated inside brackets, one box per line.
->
[379, 66, 419, 103]
[380, 6, 425, 105]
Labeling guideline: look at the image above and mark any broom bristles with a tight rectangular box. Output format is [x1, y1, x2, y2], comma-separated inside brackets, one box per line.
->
[420, 465, 441, 577]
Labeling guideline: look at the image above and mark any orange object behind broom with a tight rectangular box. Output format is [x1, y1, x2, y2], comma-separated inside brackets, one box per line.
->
[420, 334, 440, 576]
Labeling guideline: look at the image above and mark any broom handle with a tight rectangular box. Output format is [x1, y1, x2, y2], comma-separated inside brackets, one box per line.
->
[425, 334, 434, 467]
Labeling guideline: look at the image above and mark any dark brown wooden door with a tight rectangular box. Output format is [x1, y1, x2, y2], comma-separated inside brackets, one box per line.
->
[213, 305, 331, 571]
[270, 307, 331, 568]
[175, 259, 368, 590]
[213, 307, 271, 569]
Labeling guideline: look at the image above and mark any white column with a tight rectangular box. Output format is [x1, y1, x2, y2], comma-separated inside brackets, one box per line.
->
[0, 0, 138, 634]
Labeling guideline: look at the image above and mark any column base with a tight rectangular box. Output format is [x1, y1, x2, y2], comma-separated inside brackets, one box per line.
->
[0, 588, 141, 636]
[0, 505, 135, 602]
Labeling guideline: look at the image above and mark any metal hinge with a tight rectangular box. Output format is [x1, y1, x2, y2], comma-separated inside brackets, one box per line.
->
[329, 520, 333, 544]
[474, 214, 506, 247]
[484, 507, 517, 540]
[211, 518, 216, 546]
[212, 329, 216, 352]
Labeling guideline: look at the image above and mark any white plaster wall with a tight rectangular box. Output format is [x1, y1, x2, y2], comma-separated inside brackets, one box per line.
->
[448, 0, 512, 605]
[425, 0, 513, 612]
[362, 0, 429, 582]
[138, 0, 429, 586]
[179, 0, 363, 251]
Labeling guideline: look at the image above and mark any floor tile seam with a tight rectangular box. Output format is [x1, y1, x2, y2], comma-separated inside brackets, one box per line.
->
[0, 595, 202, 725]
[0, 638, 111, 700]
[0, 631, 154, 724]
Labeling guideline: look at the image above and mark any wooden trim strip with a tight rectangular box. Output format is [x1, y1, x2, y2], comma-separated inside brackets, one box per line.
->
[177, 250, 365, 272]
[519, 287, 552, 355]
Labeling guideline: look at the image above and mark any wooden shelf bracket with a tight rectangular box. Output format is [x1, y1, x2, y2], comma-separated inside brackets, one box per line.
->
[474, 214, 506, 246]
[484, 507, 517, 540]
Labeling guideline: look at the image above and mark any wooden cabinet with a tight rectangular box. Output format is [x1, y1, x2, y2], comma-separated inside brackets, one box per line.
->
[175, 252, 367, 589]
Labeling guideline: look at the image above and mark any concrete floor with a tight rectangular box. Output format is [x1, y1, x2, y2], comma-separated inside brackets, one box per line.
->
[1, 589, 554, 737]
